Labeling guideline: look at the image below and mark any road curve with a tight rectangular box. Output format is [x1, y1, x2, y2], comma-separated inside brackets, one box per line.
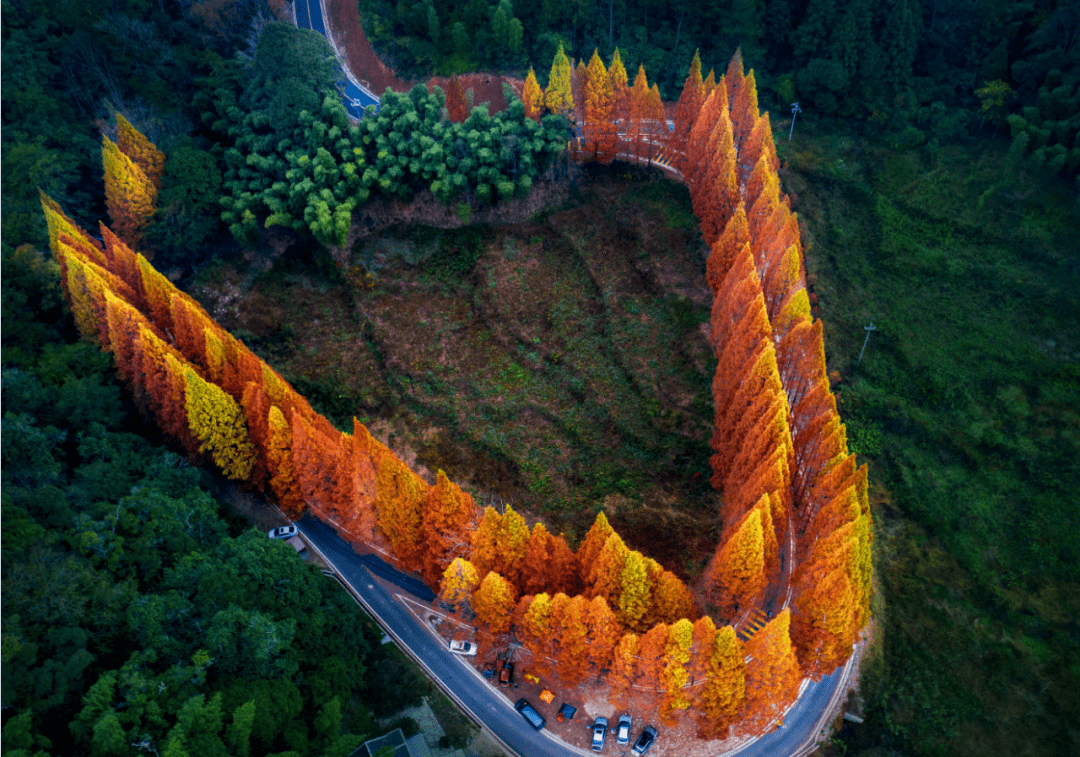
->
[293, 0, 380, 118]
[297, 514, 855, 757]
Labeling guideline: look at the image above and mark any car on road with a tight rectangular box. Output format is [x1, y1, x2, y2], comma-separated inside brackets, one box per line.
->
[448, 639, 478, 656]
[268, 525, 299, 539]
[631, 725, 657, 755]
[499, 660, 513, 687]
[590, 717, 608, 751]
[616, 714, 632, 744]
[515, 698, 545, 731]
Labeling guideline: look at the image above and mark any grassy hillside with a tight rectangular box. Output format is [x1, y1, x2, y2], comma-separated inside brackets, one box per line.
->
[782, 125, 1080, 757]
[190, 129, 1080, 756]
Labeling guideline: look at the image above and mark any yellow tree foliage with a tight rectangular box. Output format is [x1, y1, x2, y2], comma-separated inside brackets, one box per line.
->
[102, 135, 157, 247]
[439, 557, 480, 611]
[496, 504, 530, 588]
[617, 549, 651, 631]
[421, 471, 478, 586]
[660, 618, 695, 722]
[472, 571, 516, 635]
[544, 44, 573, 116]
[704, 68, 717, 96]
[608, 48, 630, 123]
[791, 556, 858, 680]
[116, 113, 165, 189]
[576, 511, 615, 583]
[589, 532, 629, 607]
[140, 328, 196, 451]
[608, 632, 640, 709]
[520, 592, 554, 673]
[522, 68, 543, 120]
[40, 191, 101, 261]
[183, 365, 255, 480]
[137, 253, 175, 335]
[586, 596, 622, 680]
[741, 609, 800, 736]
[696, 624, 746, 738]
[628, 65, 651, 160]
[705, 509, 766, 619]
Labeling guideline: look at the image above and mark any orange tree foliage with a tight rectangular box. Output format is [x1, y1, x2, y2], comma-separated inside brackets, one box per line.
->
[557, 595, 591, 685]
[671, 50, 705, 171]
[576, 511, 615, 583]
[470, 506, 503, 579]
[439, 557, 480, 612]
[521, 523, 578, 596]
[586, 596, 622, 680]
[696, 624, 746, 738]
[628, 65, 651, 161]
[374, 450, 430, 570]
[421, 470, 479, 586]
[445, 75, 469, 123]
[635, 622, 669, 711]
[686, 615, 717, 688]
[651, 569, 696, 626]
[704, 508, 766, 619]
[589, 532, 629, 608]
[741, 609, 800, 736]
[583, 50, 616, 163]
[239, 382, 271, 487]
[472, 571, 516, 635]
[522, 68, 543, 120]
[660, 618, 695, 723]
[607, 632, 640, 710]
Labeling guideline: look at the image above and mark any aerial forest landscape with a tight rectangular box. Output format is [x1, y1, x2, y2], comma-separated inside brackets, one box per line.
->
[2, 1, 1078, 757]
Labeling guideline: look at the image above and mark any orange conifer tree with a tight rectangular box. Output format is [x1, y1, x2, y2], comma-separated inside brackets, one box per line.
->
[586, 595, 622, 680]
[706, 203, 750, 294]
[686, 614, 717, 689]
[374, 452, 430, 569]
[704, 509, 766, 618]
[445, 75, 469, 123]
[608, 632, 640, 709]
[635, 622, 669, 712]
[741, 609, 800, 736]
[240, 382, 273, 487]
[576, 511, 615, 584]
[557, 595, 591, 685]
[583, 50, 615, 163]
[671, 50, 706, 171]
[628, 65, 651, 160]
[651, 569, 696, 625]
[608, 48, 630, 124]
[421, 471, 479, 586]
[522, 68, 543, 120]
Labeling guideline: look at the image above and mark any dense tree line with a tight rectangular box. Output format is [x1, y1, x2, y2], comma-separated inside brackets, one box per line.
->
[360, 0, 1080, 172]
[0, 240, 434, 755]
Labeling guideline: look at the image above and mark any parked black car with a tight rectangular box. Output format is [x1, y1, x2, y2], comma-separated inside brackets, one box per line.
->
[631, 725, 658, 755]
[515, 698, 546, 731]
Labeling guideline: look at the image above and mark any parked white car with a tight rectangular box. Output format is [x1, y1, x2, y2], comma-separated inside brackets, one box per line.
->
[449, 639, 478, 656]
[268, 525, 299, 539]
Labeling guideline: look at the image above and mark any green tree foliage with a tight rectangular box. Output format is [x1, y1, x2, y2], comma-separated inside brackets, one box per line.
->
[0, 259, 400, 756]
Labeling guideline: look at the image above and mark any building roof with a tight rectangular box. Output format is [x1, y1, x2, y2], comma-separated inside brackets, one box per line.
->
[351, 727, 433, 757]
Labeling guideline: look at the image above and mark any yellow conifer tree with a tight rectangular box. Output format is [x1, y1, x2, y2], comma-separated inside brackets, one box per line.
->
[183, 365, 255, 480]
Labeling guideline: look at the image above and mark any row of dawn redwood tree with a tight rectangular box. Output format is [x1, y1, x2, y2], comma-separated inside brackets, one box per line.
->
[46, 51, 870, 736]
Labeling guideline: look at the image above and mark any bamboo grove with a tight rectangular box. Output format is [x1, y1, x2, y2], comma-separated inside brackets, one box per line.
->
[46, 50, 870, 735]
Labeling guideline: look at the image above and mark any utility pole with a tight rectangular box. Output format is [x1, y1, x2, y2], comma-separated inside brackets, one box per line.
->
[858, 322, 877, 364]
[788, 102, 802, 141]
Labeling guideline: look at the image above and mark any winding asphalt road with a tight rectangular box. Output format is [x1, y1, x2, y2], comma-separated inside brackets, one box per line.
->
[297, 514, 853, 757]
[293, 0, 380, 118]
